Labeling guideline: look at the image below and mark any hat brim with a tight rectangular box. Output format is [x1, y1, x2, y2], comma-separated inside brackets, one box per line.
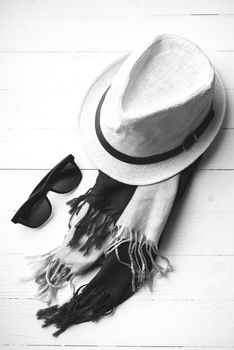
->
[78, 54, 226, 185]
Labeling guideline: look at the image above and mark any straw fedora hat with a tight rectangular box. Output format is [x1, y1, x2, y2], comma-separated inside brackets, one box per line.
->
[78, 34, 226, 185]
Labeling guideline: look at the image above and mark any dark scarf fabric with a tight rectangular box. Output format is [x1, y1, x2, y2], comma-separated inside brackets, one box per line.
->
[66, 171, 137, 252]
[36, 156, 202, 336]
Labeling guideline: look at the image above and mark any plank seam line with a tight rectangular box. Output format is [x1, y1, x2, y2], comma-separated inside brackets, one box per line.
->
[1, 13, 234, 18]
[1, 345, 234, 348]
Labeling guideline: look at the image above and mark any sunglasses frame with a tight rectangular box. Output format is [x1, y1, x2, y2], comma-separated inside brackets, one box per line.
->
[11, 154, 82, 228]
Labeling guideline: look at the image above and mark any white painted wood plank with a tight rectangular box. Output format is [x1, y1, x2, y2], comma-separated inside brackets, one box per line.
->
[4, 348, 230, 350]
[2, 344, 232, 350]
[0, 52, 119, 90]
[1, 0, 234, 17]
[1, 348, 231, 350]
[0, 89, 82, 130]
[2, 348, 230, 350]
[0, 129, 93, 169]
[0, 16, 234, 52]
[0, 87, 233, 130]
[0, 129, 233, 169]
[0, 52, 233, 90]
[1, 254, 234, 301]
[2, 170, 234, 255]
[0, 298, 234, 346]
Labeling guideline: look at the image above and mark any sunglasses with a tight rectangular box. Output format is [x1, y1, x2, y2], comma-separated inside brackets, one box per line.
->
[11, 154, 82, 228]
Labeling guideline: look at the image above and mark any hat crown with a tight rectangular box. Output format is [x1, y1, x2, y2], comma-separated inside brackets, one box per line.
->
[100, 34, 215, 157]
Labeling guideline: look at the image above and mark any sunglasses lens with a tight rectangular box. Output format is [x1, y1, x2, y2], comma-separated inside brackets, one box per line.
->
[20, 196, 52, 228]
[50, 162, 82, 193]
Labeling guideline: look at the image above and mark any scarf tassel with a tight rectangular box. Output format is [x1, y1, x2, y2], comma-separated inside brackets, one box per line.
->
[66, 188, 93, 217]
[105, 227, 173, 292]
[67, 205, 116, 255]
[25, 252, 74, 305]
[37, 282, 114, 337]
[66, 189, 117, 255]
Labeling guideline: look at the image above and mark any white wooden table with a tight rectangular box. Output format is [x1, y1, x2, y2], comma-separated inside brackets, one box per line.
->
[1, 1, 234, 348]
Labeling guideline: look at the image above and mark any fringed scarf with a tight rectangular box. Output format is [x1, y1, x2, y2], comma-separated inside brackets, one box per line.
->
[28, 157, 202, 336]
[26, 173, 136, 304]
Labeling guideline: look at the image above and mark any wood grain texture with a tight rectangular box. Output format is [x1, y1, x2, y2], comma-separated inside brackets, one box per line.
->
[1, 52, 233, 90]
[2, 348, 233, 350]
[0, 16, 234, 52]
[1, 0, 234, 17]
[1, 298, 234, 346]
[0, 0, 233, 348]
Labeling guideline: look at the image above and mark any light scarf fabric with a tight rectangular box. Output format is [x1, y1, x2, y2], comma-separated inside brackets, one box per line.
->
[105, 174, 179, 291]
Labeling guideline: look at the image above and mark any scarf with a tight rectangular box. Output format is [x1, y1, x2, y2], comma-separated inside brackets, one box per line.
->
[27, 156, 202, 336]
[26, 173, 136, 304]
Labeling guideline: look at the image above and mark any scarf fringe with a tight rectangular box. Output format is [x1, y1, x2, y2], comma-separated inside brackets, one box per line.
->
[104, 227, 173, 292]
[37, 282, 114, 337]
[36, 229, 172, 336]
[25, 252, 73, 305]
[67, 188, 92, 217]
[26, 193, 117, 305]
[66, 190, 117, 255]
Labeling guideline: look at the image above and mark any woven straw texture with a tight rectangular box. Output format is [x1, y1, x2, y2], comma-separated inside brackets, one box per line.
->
[78, 34, 226, 185]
